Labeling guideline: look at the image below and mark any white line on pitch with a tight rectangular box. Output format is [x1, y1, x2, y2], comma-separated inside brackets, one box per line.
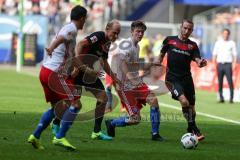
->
[159, 102, 240, 125]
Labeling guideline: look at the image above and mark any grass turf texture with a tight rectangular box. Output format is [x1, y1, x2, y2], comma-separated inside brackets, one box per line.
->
[0, 69, 240, 160]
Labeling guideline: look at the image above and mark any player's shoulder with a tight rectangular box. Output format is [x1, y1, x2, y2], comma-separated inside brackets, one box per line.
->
[163, 36, 177, 43]
[90, 31, 105, 39]
[229, 40, 236, 45]
[62, 23, 77, 32]
[58, 23, 77, 38]
[165, 36, 177, 40]
[117, 38, 132, 49]
[187, 38, 198, 47]
[86, 31, 105, 43]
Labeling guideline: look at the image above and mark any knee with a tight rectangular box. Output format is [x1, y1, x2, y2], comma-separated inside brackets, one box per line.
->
[179, 98, 189, 107]
[98, 92, 108, 103]
[147, 94, 159, 106]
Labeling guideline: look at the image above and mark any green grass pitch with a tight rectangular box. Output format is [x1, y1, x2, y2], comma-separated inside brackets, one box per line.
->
[0, 69, 240, 160]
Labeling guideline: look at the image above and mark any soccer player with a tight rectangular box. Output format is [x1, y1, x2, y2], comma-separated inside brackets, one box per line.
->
[53, 20, 121, 140]
[105, 20, 164, 141]
[159, 19, 207, 141]
[104, 39, 126, 113]
[27, 5, 87, 150]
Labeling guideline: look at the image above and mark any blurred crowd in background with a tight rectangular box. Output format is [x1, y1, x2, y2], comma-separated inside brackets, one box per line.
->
[0, 0, 143, 38]
[212, 7, 240, 24]
[0, 0, 239, 62]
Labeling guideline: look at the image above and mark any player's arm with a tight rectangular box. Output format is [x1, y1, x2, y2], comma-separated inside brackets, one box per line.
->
[45, 36, 65, 57]
[72, 38, 99, 78]
[232, 41, 238, 69]
[74, 38, 89, 68]
[158, 37, 168, 64]
[120, 57, 139, 85]
[195, 57, 207, 68]
[212, 41, 218, 64]
[71, 39, 88, 78]
[193, 43, 207, 68]
[102, 58, 121, 87]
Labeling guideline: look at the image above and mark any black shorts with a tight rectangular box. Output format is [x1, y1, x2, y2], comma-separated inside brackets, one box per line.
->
[74, 71, 105, 95]
[165, 74, 195, 105]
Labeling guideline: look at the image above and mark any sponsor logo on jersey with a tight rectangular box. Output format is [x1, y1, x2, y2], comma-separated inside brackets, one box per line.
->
[188, 44, 193, 50]
[90, 36, 98, 43]
[172, 48, 190, 56]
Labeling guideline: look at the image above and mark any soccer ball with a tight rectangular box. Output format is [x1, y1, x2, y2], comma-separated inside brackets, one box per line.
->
[180, 133, 198, 149]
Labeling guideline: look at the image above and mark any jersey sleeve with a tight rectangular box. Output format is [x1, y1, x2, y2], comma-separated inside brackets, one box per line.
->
[115, 48, 130, 61]
[212, 41, 219, 56]
[192, 43, 201, 60]
[160, 37, 169, 54]
[58, 26, 76, 41]
[231, 41, 237, 57]
[115, 39, 131, 62]
[86, 31, 104, 44]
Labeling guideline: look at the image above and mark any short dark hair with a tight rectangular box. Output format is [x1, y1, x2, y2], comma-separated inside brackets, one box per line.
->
[70, 5, 87, 21]
[223, 28, 230, 34]
[131, 20, 147, 31]
[182, 19, 194, 26]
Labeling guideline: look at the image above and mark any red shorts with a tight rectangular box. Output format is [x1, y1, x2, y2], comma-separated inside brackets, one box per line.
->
[105, 74, 113, 86]
[39, 66, 80, 104]
[117, 83, 150, 116]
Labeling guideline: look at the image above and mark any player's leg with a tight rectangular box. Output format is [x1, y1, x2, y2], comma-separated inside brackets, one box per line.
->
[28, 105, 55, 150]
[106, 112, 141, 137]
[170, 81, 195, 136]
[53, 99, 81, 150]
[28, 67, 56, 149]
[183, 76, 204, 141]
[51, 102, 71, 136]
[49, 73, 81, 150]
[178, 94, 195, 130]
[31, 105, 55, 138]
[225, 63, 234, 103]
[217, 63, 225, 102]
[105, 89, 141, 137]
[105, 85, 113, 112]
[146, 92, 164, 141]
[51, 118, 60, 136]
[86, 80, 113, 140]
[105, 74, 113, 112]
[188, 105, 204, 141]
[51, 79, 84, 136]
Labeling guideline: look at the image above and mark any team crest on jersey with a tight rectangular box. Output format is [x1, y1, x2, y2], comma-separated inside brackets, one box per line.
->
[90, 36, 98, 43]
[188, 44, 193, 50]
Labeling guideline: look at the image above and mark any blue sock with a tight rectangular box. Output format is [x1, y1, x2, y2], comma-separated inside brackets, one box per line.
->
[33, 108, 55, 139]
[106, 86, 112, 107]
[111, 117, 128, 127]
[56, 106, 79, 139]
[150, 107, 160, 135]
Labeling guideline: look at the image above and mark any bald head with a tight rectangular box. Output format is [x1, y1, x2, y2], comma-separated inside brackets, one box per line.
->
[106, 19, 121, 30]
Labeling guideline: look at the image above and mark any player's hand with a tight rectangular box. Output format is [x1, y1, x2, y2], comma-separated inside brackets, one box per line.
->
[232, 62, 237, 70]
[71, 67, 80, 78]
[198, 59, 207, 68]
[97, 71, 105, 77]
[112, 75, 122, 91]
[45, 47, 53, 57]
[85, 67, 104, 78]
